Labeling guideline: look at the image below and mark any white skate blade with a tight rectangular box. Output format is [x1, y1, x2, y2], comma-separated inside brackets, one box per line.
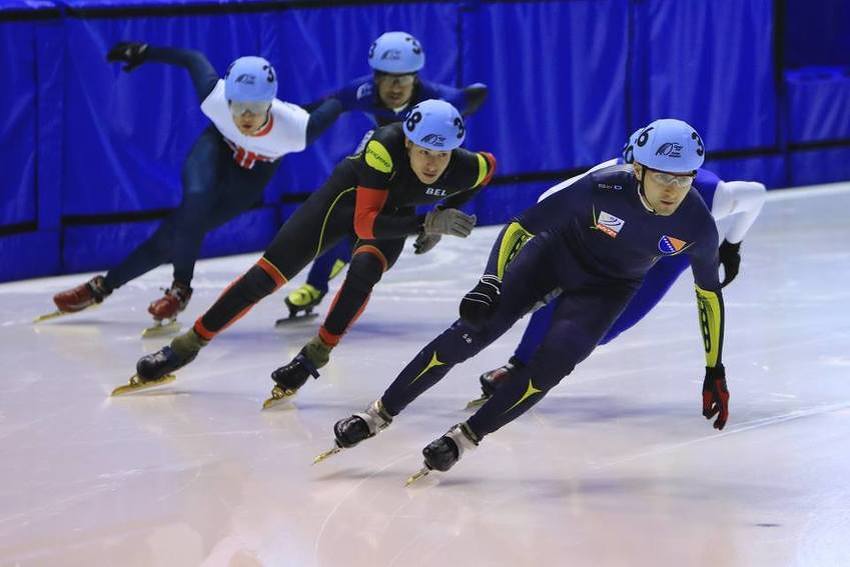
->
[111, 373, 176, 396]
[274, 312, 318, 327]
[141, 319, 181, 338]
[465, 394, 490, 410]
[405, 466, 432, 486]
[312, 446, 341, 464]
[261, 385, 296, 410]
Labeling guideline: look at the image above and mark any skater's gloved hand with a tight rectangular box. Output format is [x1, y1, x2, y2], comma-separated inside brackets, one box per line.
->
[107, 41, 149, 72]
[423, 208, 476, 237]
[413, 232, 442, 255]
[718, 240, 741, 288]
[460, 275, 500, 326]
[701, 364, 729, 430]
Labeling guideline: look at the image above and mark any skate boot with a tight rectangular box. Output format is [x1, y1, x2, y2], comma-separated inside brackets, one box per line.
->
[112, 330, 207, 396]
[465, 357, 521, 409]
[314, 399, 393, 463]
[37, 276, 112, 322]
[143, 281, 192, 337]
[278, 283, 325, 325]
[262, 336, 332, 409]
[407, 422, 479, 485]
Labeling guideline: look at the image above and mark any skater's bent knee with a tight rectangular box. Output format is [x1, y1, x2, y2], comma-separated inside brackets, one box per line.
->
[242, 262, 283, 301]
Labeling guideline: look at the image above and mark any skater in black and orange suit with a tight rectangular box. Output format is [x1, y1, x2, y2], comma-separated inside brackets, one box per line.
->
[124, 99, 496, 406]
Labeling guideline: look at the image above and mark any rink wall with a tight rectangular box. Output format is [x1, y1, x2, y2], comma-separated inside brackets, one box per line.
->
[1, 0, 849, 282]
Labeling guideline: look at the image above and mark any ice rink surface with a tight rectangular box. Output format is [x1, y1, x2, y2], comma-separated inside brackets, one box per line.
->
[1, 183, 849, 567]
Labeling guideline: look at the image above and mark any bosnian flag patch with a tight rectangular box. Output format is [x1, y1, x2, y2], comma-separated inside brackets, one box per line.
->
[658, 235, 689, 255]
[595, 210, 625, 238]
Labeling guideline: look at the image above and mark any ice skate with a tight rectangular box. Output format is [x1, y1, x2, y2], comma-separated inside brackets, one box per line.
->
[262, 336, 331, 409]
[313, 399, 393, 464]
[276, 283, 325, 326]
[406, 423, 479, 485]
[465, 360, 516, 409]
[36, 276, 111, 323]
[112, 330, 205, 396]
[143, 281, 192, 337]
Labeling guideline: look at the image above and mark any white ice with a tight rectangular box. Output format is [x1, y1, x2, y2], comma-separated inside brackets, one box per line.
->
[1, 183, 849, 567]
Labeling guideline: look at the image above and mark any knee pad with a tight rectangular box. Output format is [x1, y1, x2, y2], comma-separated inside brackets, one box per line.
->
[346, 250, 385, 291]
[241, 264, 279, 302]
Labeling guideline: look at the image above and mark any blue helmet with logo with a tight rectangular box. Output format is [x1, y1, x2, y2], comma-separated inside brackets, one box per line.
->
[368, 31, 425, 74]
[402, 99, 465, 151]
[631, 119, 705, 173]
[224, 56, 278, 102]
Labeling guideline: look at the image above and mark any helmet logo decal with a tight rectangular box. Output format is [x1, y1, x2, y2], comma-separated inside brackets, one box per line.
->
[235, 73, 256, 85]
[420, 133, 446, 147]
[655, 142, 683, 158]
[381, 49, 403, 61]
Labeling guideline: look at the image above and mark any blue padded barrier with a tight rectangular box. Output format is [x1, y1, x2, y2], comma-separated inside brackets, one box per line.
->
[786, 67, 850, 144]
[636, 0, 776, 152]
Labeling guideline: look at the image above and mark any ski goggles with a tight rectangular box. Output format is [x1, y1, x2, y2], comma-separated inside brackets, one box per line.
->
[229, 101, 272, 117]
[375, 72, 416, 87]
[648, 169, 696, 189]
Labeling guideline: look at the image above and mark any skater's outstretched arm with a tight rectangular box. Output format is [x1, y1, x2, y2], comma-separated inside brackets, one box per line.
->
[107, 42, 219, 101]
[438, 151, 497, 210]
[304, 98, 344, 146]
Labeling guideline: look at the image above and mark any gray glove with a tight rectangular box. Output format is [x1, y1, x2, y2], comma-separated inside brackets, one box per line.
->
[413, 233, 442, 254]
[422, 208, 476, 237]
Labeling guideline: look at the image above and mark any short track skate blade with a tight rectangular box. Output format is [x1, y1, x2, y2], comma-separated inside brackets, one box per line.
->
[261, 385, 296, 410]
[33, 310, 66, 323]
[274, 312, 319, 327]
[405, 466, 432, 486]
[465, 394, 490, 410]
[111, 373, 176, 396]
[141, 319, 181, 338]
[312, 446, 341, 465]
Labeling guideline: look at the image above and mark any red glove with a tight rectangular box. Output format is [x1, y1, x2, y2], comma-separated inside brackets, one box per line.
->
[702, 365, 729, 430]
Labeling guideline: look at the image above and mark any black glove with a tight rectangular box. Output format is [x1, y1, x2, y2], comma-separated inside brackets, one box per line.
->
[459, 275, 501, 326]
[413, 232, 441, 255]
[702, 364, 729, 430]
[107, 41, 149, 72]
[718, 240, 741, 288]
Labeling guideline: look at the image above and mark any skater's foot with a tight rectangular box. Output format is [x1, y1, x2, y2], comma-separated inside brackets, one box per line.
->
[53, 275, 112, 313]
[270, 336, 332, 393]
[334, 399, 393, 448]
[466, 358, 521, 409]
[148, 281, 192, 321]
[423, 422, 479, 473]
[284, 284, 325, 318]
[136, 329, 207, 382]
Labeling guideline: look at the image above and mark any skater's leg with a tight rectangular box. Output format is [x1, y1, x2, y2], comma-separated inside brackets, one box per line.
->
[306, 238, 353, 294]
[380, 237, 561, 416]
[466, 283, 636, 439]
[513, 299, 556, 365]
[599, 254, 690, 345]
[315, 238, 405, 348]
[103, 127, 225, 291]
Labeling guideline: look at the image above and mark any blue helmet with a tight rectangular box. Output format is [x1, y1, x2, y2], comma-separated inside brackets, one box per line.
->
[368, 31, 425, 74]
[224, 56, 278, 103]
[631, 118, 705, 173]
[402, 99, 465, 151]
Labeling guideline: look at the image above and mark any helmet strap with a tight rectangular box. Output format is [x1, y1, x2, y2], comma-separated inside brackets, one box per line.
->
[636, 166, 657, 215]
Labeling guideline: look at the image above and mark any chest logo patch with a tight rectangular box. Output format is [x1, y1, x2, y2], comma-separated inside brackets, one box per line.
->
[592, 207, 625, 238]
[425, 187, 447, 197]
[658, 235, 690, 255]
